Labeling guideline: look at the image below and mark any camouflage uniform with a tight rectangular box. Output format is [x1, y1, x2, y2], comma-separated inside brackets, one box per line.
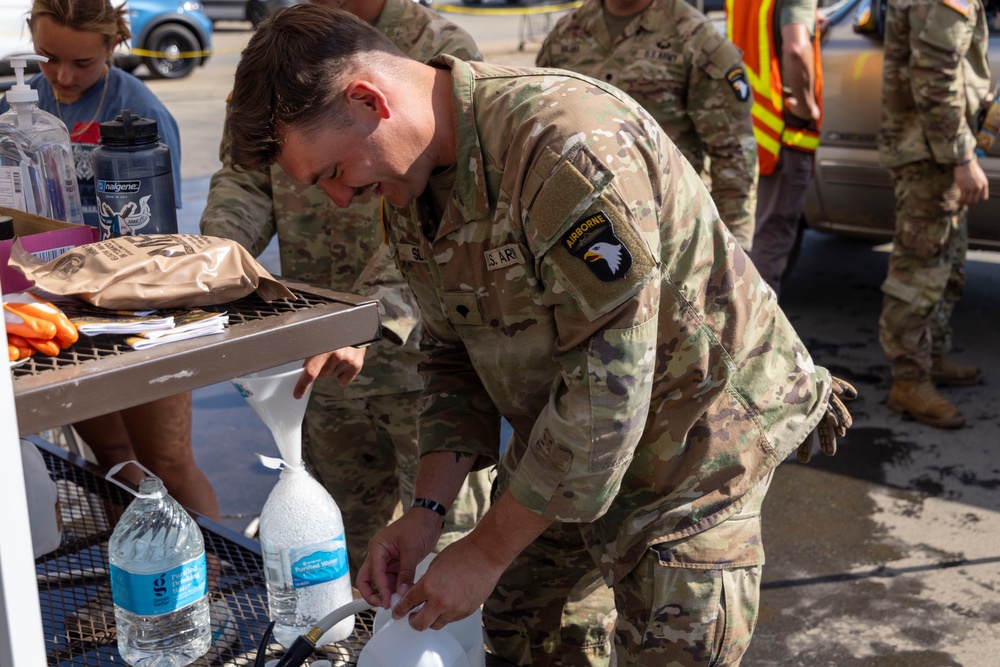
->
[199, 0, 491, 575]
[878, 0, 990, 379]
[384, 57, 833, 666]
[537, 0, 757, 252]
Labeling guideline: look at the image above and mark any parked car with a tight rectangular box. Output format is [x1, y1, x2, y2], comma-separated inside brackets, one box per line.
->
[200, 0, 302, 26]
[118, 0, 213, 79]
[804, 0, 1000, 251]
[0, 0, 212, 80]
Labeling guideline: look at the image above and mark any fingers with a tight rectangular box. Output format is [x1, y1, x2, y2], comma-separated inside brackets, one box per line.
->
[828, 395, 853, 436]
[356, 559, 386, 609]
[292, 368, 316, 400]
[831, 376, 858, 401]
[818, 419, 837, 457]
[797, 436, 813, 464]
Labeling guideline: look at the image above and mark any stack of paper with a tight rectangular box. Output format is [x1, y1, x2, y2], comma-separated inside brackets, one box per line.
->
[37, 291, 229, 350]
[125, 310, 229, 350]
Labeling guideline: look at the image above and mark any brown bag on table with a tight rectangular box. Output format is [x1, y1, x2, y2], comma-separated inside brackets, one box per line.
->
[9, 234, 295, 309]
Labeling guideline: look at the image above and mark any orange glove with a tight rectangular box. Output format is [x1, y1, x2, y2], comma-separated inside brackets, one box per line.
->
[4, 303, 58, 340]
[5, 293, 79, 348]
[7, 343, 18, 362]
[7, 334, 35, 361]
[23, 336, 61, 357]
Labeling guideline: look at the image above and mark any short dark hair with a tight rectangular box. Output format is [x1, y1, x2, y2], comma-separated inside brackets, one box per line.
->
[228, 5, 404, 171]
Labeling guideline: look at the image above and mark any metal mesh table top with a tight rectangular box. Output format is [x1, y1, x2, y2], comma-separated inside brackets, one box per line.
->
[12, 286, 357, 380]
[33, 440, 516, 667]
[12, 281, 381, 435]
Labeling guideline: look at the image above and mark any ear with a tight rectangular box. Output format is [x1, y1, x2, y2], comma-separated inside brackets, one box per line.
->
[345, 80, 391, 121]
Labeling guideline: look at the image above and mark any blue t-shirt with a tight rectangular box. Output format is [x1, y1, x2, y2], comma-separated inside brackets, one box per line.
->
[0, 67, 182, 228]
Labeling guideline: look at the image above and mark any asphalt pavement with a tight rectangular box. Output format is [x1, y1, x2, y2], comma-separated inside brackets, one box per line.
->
[142, 8, 1000, 665]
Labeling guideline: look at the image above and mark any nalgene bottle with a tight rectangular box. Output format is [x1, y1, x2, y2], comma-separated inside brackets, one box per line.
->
[106, 461, 210, 667]
[92, 108, 177, 240]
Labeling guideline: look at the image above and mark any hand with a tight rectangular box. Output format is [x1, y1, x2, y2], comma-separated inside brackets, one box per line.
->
[955, 159, 989, 207]
[798, 376, 858, 463]
[293, 346, 367, 398]
[357, 508, 444, 609]
[785, 95, 821, 124]
[389, 535, 508, 632]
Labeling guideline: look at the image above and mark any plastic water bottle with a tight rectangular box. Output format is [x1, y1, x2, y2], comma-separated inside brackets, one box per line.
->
[258, 463, 353, 648]
[106, 461, 210, 667]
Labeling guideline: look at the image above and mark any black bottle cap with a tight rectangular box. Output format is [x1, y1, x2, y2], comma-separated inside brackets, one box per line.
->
[99, 108, 160, 146]
[0, 215, 14, 241]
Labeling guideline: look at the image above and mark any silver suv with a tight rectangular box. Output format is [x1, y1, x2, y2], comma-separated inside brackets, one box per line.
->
[805, 0, 1000, 250]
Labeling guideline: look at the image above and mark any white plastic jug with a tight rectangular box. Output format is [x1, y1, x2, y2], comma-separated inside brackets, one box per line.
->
[371, 555, 485, 667]
[361, 595, 470, 667]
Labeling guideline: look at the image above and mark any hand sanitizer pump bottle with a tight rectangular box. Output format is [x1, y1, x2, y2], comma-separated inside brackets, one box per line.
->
[0, 55, 85, 225]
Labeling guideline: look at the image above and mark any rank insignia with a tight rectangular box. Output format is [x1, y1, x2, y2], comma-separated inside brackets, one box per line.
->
[560, 211, 632, 283]
[727, 67, 751, 102]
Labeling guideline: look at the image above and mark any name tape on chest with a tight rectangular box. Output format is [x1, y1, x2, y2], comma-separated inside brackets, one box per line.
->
[560, 210, 632, 283]
[397, 243, 427, 263]
[485, 244, 526, 270]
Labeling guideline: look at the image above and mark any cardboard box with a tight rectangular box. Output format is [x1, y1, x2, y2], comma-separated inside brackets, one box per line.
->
[1, 206, 99, 295]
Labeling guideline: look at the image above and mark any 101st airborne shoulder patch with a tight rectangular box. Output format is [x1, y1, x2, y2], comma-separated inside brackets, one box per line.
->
[942, 0, 970, 16]
[727, 67, 751, 102]
[560, 211, 632, 283]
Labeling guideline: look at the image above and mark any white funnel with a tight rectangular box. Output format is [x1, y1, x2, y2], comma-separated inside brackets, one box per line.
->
[231, 361, 310, 465]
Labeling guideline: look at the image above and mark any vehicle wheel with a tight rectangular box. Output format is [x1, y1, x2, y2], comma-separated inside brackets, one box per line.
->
[247, 0, 268, 27]
[142, 24, 200, 79]
[114, 54, 140, 74]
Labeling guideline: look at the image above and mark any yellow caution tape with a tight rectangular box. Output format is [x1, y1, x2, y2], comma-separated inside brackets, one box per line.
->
[432, 1, 582, 16]
[125, 47, 214, 59]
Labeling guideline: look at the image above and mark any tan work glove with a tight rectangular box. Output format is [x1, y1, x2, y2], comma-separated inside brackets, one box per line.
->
[797, 376, 858, 463]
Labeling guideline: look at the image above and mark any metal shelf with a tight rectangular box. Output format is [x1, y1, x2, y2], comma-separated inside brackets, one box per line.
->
[12, 279, 381, 435]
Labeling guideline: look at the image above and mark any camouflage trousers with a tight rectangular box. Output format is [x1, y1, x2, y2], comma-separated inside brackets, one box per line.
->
[302, 389, 492, 576]
[880, 161, 968, 379]
[485, 471, 773, 667]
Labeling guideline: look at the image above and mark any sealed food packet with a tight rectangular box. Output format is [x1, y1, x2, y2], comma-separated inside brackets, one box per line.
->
[8, 234, 295, 309]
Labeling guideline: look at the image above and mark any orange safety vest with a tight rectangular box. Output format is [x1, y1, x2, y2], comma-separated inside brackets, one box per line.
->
[725, 0, 823, 175]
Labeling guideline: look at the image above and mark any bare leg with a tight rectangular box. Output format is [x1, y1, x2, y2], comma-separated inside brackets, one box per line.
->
[118, 392, 221, 522]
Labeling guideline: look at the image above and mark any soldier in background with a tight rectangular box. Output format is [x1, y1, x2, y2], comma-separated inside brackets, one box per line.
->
[877, 0, 990, 429]
[224, 7, 856, 665]
[727, 0, 823, 298]
[199, 0, 492, 574]
[537, 0, 758, 252]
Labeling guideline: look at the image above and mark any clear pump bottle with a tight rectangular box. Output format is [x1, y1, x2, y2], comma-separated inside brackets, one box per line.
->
[0, 55, 85, 225]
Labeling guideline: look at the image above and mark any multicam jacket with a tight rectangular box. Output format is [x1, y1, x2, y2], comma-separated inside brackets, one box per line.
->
[879, 0, 990, 168]
[386, 57, 831, 585]
[200, 0, 482, 399]
[537, 0, 758, 251]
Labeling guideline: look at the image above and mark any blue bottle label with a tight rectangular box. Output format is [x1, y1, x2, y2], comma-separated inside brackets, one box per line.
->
[110, 555, 208, 616]
[288, 534, 349, 589]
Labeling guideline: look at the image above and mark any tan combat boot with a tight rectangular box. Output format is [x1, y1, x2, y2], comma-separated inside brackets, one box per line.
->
[887, 377, 966, 429]
[931, 355, 983, 387]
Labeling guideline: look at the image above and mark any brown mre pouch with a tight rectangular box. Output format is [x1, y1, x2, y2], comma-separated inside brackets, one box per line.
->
[9, 234, 295, 309]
